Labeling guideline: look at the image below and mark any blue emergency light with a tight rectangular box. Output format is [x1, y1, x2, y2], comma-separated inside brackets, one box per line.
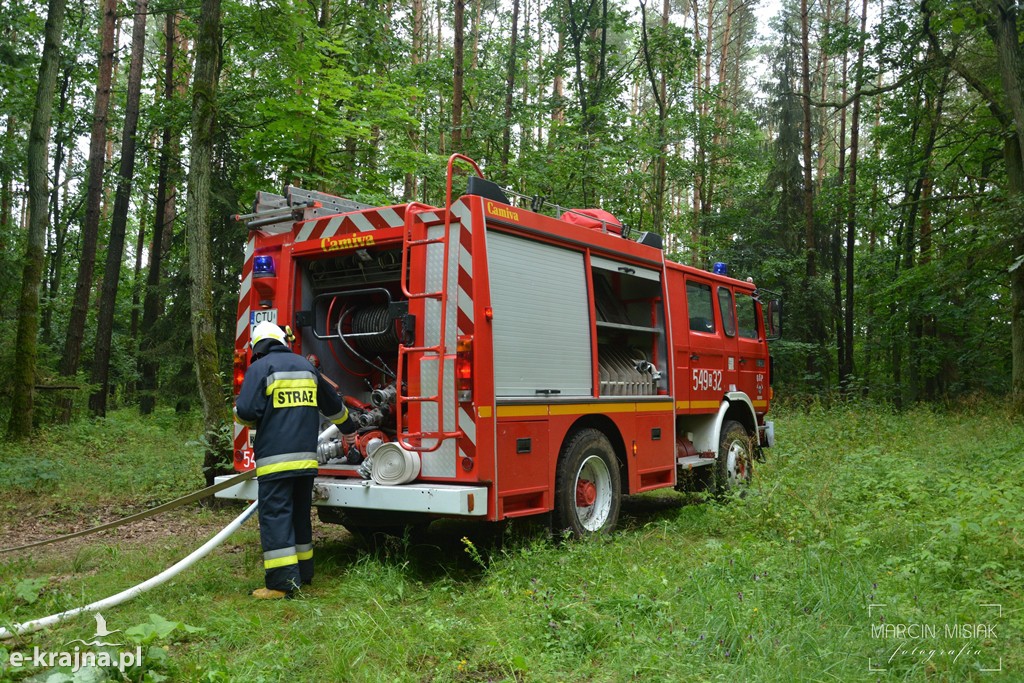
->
[253, 255, 276, 278]
[713, 262, 728, 275]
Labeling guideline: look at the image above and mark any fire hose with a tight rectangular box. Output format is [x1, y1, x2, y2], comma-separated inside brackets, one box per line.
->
[0, 470, 258, 640]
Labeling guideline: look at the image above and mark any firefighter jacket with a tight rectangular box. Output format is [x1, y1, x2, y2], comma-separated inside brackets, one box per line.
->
[234, 344, 354, 481]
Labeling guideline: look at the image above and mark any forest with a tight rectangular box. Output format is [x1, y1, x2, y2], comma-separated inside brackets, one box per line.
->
[1, 0, 1022, 452]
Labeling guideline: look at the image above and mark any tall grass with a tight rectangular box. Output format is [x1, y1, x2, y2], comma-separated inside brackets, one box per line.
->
[0, 404, 1021, 681]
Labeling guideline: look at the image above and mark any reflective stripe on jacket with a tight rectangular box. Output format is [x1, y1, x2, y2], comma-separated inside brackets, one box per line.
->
[234, 344, 354, 481]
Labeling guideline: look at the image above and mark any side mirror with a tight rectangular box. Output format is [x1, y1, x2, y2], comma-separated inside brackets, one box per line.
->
[766, 299, 782, 341]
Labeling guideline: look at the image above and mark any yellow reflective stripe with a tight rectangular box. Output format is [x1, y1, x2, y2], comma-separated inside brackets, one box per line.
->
[327, 405, 349, 424]
[496, 402, 674, 418]
[297, 549, 313, 561]
[264, 554, 299, 569]
[550, 403, 633, 415]
[496, 405, 548, 418]
[690, 400, 721, 409]
[265, 378, 317, 396]
[635, 402, 674, 413]
[256, 459, 319, 477]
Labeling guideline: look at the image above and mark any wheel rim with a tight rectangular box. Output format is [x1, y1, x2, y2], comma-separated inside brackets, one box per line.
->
[725, 439, 749, 485]
[574, 454, 613, 531]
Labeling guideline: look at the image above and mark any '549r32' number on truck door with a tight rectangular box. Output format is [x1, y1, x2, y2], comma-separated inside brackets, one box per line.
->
[692, 369, 723, 392]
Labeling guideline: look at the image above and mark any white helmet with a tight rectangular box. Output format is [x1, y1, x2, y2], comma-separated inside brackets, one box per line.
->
[251, 321, 288, 349]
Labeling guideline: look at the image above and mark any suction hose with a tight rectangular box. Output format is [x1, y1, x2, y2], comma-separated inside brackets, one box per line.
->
[0, 500, 258, 640]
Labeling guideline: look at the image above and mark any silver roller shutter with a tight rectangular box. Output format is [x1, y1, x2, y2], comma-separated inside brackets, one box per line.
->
[486, 230, 592, 397]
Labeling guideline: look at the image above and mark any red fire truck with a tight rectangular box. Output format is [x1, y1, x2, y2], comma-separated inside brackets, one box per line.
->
[216, 155, 780, 536]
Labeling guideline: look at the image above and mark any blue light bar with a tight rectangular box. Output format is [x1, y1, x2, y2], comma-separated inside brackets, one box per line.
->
[713, 262, 728, 275]
[253, 255, 276, 278]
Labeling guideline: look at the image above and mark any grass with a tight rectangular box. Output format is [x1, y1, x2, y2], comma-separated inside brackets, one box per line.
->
[0, 403, 1022, 681]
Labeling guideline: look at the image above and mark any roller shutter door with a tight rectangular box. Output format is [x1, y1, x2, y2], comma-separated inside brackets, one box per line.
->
[486, 231, 592, 397]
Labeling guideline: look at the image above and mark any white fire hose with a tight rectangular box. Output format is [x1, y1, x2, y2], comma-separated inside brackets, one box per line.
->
[0, 500, 258, 640]
[369, 443, 421, 485]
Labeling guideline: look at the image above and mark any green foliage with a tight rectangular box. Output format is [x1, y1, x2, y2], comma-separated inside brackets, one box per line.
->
[13, 578, 47, 605]
[0, 408, 206, 505]
[0, 459, 60, 493]
[124, 613, 204, 645]
[187, 420, 233, 474]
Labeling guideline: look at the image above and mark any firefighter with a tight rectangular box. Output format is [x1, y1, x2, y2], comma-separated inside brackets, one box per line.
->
[234, 321, 356, 599]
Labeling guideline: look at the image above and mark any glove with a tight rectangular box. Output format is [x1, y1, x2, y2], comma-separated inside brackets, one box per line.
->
[342, 432, 361, 465]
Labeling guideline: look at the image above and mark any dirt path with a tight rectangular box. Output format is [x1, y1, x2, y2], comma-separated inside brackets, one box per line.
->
[0, 501, 359, 563]
[0, 503, 248, 558]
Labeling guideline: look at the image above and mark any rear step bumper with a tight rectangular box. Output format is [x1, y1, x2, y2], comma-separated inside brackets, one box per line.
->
[213, 475, 487, 516]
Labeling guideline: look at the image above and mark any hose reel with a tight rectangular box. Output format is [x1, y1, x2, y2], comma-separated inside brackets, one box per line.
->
[311, 287, 412, 379]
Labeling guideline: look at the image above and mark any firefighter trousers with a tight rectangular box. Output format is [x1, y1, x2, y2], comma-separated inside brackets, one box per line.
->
[257, 475, 314, 592]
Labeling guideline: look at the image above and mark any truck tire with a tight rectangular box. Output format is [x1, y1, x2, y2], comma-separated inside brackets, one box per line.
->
[553, 429, 621, 537]
[715, 420, 752, 497]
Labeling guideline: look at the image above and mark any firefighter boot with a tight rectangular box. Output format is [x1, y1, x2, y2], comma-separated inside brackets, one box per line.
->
[251, 587, 291, 600]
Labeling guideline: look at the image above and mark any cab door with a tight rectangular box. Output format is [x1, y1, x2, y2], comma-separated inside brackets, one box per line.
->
[716, 285, 740, 392]
[735, 290, 768, 406]
[684, 279, 725, 410]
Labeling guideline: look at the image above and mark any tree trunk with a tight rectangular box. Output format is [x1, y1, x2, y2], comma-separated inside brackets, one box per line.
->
[800, 0, 815, 279]
[188, 0, 232, 485]
[101, 14, 121, 224]
[404, 0, 423, 201]
[139, 11, 180, 416]
[987, 1, 1024, 171]
[471, 0, 481, 69]
[985, 0, 1024, 412]
[639, 0, 668, 235]
[1, 115, 13, 235]
[452, 0, 465, 150]
[42, 63, 73, 342]
[707, 0, 736, 213]
[835, 0, 850, 386]
[59, 0, 117, 410]
[814, 0, 833, 191]
[89, 0, 148, 417]
[501, 0, 520, 172]
[841, 0, 867, 388]
[552, 23, 564, 125]
[1008, 136, 1024, 415]
[7, 0, 67, 438]
[130, 182, 148, 344]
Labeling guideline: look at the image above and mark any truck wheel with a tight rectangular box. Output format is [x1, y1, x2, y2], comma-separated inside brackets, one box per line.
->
[553, 429, 621, 537]
[715, 420, 752, 496]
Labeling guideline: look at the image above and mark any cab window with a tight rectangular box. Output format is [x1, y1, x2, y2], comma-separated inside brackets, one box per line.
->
[736, 292, 759, 339]
[717, 287, 735, 337]
[686, 282, 715, 333]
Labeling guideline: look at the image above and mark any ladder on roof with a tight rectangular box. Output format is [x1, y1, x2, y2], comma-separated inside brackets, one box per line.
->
[394, 155, 482, 452]
[235, 187, 373, 232]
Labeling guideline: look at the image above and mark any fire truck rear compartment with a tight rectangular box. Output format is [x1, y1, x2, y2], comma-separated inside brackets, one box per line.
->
[297, 248, 409, 452]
